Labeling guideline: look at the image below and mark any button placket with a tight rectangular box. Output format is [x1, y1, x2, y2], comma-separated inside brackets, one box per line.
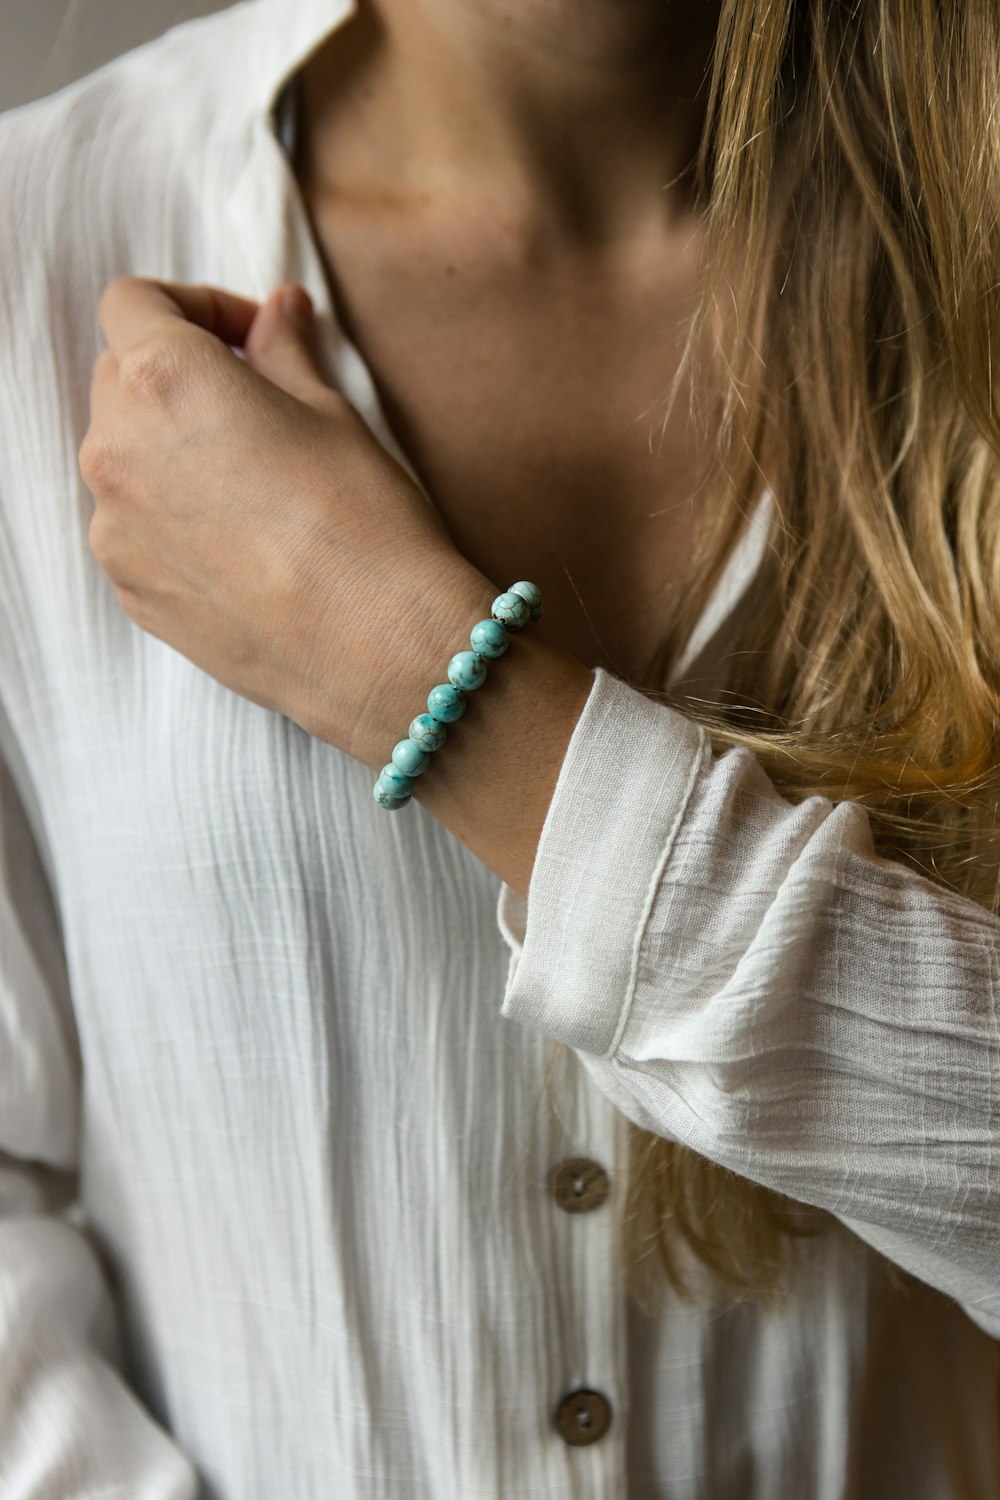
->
[543, 1057, 627, 1463]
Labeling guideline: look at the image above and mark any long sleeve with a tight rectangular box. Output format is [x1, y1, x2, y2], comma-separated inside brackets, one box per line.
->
[0, 726, 200, 1496]
[0, 77, 201, 1496]
[497, 667, 1000, 1340]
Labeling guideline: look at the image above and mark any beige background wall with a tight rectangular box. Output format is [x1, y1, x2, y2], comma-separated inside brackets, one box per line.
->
[0, 0, 227, 114]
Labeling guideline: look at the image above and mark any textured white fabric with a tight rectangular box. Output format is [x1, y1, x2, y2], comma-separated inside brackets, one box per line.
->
[1, 1, 999, 1496]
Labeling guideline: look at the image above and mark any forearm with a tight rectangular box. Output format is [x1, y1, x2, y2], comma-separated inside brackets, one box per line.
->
[336, 569, 595, 901]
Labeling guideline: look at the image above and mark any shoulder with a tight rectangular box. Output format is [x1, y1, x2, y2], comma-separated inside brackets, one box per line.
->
[0, 4, 262, 593]
[0, 4, 259, 342]
[0, 3, 263, 484]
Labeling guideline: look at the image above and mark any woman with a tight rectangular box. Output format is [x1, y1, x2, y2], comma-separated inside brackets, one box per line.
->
[1, 0, 998, 1494]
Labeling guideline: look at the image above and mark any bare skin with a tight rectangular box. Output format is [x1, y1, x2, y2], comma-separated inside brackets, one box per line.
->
[83, 0, 730, 899]
[296, 0, 722, 689]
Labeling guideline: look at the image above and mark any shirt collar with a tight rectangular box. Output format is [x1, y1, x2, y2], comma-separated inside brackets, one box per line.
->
[221, 0, 422, 482]
[239, 0, 358, 124]
[221, 0, 360, 300]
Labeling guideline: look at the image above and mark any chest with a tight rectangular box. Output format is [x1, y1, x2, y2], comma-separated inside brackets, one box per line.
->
[307, 199, 711, 683]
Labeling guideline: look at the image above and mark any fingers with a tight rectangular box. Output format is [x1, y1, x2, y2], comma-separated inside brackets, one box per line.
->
[93, 276, 340, 419]
[242, 286, 333, 408]
[97, 276, 260, 358]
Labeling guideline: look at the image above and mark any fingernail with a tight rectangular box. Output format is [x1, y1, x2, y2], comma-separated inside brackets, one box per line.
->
[280, 285, 313, 323]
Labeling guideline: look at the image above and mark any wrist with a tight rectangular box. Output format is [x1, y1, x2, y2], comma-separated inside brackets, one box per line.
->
[355, 562, 595, 896]
[342, 560, 507, 771]
[412, 621, 594, 897]
[308, 553, 595, 897]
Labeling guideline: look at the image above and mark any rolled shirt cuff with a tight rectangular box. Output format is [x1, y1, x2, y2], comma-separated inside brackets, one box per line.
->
[496, 665, 708, 1059]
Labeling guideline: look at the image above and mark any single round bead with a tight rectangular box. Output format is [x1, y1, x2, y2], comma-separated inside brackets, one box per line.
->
[447, 650, 488, 692]
[509, 579, 543, 622]
[512, 582, 542, 612]
[491, 590, 530, 631]
[391, 738, 429, 777]
[427, 683, 467, 723]
[408, 713, 448, 753]
[470, 618, 509, 659]
[373, 781, 411, 810]
[377, 763, 414, 799]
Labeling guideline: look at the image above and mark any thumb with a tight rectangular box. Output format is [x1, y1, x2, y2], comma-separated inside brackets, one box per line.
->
[243, 285, 329, 406]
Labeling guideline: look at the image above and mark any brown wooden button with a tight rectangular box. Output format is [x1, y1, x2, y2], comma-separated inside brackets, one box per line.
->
[554, 1388, 613, 1446]
[547, 1157, 610, 1214]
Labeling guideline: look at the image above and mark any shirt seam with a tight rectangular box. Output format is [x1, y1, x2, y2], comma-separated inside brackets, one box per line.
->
[602, 731, 709, 1061]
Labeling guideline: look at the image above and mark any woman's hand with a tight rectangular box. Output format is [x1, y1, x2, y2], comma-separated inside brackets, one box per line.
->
[79, 276, 489, 760]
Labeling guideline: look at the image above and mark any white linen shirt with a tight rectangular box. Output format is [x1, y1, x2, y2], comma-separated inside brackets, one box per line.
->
[1, 2, 999, 1496]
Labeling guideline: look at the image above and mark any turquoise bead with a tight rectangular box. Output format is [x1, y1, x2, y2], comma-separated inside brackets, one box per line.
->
[373, 781, 410, 810]
[391, 738, 429, 776]
[427, 683, 466, 722]
[509, 579, 543, 621]
[378, 763, 414, 798]
[409, 713, 448, 752]
[470, 618, 509, 658]
[491, 590, 530, 631]
[447, 650, 487, 691]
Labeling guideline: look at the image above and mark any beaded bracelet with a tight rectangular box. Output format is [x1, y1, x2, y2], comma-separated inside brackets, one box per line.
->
[372, 580, 543, 810]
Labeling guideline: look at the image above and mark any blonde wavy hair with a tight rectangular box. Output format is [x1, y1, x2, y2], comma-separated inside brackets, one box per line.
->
[567, 0, 1000, 1316]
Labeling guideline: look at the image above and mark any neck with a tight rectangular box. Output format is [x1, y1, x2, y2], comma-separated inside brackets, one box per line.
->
[300, 0, 721, 245]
